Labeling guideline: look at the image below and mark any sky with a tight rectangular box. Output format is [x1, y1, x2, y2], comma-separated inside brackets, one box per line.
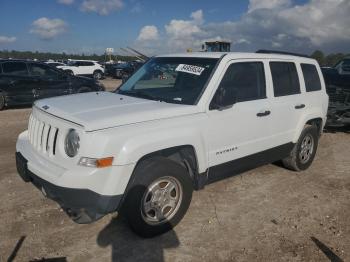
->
[0, 0, 349, 56]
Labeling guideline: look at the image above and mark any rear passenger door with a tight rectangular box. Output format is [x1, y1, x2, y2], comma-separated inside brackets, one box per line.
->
[77, 61, 94, 75]
[0, 61, 36, 104]
[268, 61, 305, 145]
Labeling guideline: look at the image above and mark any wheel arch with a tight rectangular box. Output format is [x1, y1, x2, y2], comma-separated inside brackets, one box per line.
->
[306, 117, 323, 135]
[117, 145, 204, 214]
[293, 110, 325, 143]
[124, 144, 205, 197]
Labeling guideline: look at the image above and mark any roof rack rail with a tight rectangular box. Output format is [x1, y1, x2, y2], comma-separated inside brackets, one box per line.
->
[256, 49, 310, 58]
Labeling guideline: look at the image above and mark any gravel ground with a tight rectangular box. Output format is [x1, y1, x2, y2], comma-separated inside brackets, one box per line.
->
[0, 78, 349, 261]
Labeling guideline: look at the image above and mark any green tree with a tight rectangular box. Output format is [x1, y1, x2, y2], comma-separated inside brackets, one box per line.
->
[310, 50, 325, 66]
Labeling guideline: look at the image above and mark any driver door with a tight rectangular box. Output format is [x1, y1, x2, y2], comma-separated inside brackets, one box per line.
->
[28, 63, 70, 99]
[205, 60, 274, 182]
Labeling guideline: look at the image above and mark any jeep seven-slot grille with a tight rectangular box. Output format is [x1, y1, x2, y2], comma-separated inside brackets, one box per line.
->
[28, 114, 59, 156]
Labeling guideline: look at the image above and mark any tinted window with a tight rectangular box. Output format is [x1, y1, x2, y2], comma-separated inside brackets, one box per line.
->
[29, 63, 60, 79]
[216, 62, 266, 103]
[78, 61, 94, 66]
[2, 62, 28, 76]
[270, 62, 300, 97]
[301, 63, 322, 92]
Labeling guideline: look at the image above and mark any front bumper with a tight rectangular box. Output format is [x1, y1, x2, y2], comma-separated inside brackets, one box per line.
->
[16, 152, 122, 223]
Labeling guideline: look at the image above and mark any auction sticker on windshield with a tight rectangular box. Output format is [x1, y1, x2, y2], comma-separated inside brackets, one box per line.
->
[175, 64, 205, 76]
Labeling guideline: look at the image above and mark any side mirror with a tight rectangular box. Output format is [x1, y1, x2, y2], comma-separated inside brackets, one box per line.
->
[210, 87, 237, 110]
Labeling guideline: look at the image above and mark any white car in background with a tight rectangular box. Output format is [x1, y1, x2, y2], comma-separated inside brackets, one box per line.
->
[57, 59, 104, 80]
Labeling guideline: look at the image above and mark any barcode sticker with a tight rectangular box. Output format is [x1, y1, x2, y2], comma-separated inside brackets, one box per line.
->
[175, 64, 205, 75]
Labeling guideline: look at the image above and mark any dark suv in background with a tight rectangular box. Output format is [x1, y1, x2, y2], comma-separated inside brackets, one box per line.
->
[0, 59, 105, 110]
[114, 61, 144, 78]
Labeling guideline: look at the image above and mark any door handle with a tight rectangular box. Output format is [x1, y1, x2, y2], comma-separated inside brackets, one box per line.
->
[9, 80, 17, 85]
[257, 110, 271, 117]
[295, 104, 305, 109]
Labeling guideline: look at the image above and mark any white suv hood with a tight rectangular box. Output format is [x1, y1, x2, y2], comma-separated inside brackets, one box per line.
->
[35, 92, 201, 131]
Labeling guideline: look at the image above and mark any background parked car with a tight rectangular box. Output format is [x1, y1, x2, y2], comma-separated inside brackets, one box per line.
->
[0, 59, 105, 110]
[114, 61, 144, 79]
[57, 59, 105, 80]
[322, 58, 350, 89]
[321, 58, 350, 128]
[102, 62, 120, 77]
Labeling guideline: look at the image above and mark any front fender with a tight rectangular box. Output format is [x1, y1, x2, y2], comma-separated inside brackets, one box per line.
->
[85, 116, 209, 174]
[115, 126, 208, 173]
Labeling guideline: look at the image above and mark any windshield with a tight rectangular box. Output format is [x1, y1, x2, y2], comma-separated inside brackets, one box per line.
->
[117, 57, 219, 105]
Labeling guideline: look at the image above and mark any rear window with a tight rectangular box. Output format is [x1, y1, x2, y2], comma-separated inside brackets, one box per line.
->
[2, 62, 28, 76]
[270, 62, 300, 97]
[301, 63, 322, 92]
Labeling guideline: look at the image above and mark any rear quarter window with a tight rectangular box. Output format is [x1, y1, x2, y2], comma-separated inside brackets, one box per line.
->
[270, 62, 300, 97]
[301, 63, 322, 92]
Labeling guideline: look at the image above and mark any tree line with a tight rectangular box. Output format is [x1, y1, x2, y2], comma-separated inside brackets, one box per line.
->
[310, 50, 349, 67]
[0, 50, 137, 62]
[0, 49, 349, 66]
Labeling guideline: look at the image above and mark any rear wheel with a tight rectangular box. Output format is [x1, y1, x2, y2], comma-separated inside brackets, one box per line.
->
[0, 92, 5, 110]
[122, 157, 193, 238]
[93, 70, 103, 80]
[282, 125, 319, 171]
[65, 70, 74, 76]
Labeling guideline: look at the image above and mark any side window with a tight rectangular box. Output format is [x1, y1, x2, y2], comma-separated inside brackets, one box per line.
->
[29, 63, 59, 79]
[79, 61, 94, 66]
[216, 62, 266, 103]
[301, 63, 322, 92]
[270, 62, 300, 97]
[2, 62, 28, 76]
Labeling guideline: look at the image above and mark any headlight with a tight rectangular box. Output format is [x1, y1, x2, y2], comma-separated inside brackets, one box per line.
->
[65, 129, 80, 157]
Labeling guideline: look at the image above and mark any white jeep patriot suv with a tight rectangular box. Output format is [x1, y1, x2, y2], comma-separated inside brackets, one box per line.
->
[16, 51, 328, 237]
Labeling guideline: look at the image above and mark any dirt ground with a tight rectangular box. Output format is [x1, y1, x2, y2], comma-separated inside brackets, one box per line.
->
[0, 78, 349, 261]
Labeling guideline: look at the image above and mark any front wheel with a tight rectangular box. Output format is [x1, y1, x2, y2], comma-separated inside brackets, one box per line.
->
[65, 70, 74, 76]
[93, 70, 103, 80]
[122, 157, 193, 238]
[282, 125, 319, 171]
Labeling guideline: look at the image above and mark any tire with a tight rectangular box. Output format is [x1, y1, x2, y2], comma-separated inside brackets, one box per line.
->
[77, 86, 92, 93]
[93, 70, 103, 80]
[122, 157, 193, 238]
[282, 125, 319, 171]
[0, 92, 5, 110]
[65, 70, 74, 76]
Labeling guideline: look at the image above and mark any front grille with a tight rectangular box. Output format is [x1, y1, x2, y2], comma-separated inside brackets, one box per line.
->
[28, 113, 59, 156]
